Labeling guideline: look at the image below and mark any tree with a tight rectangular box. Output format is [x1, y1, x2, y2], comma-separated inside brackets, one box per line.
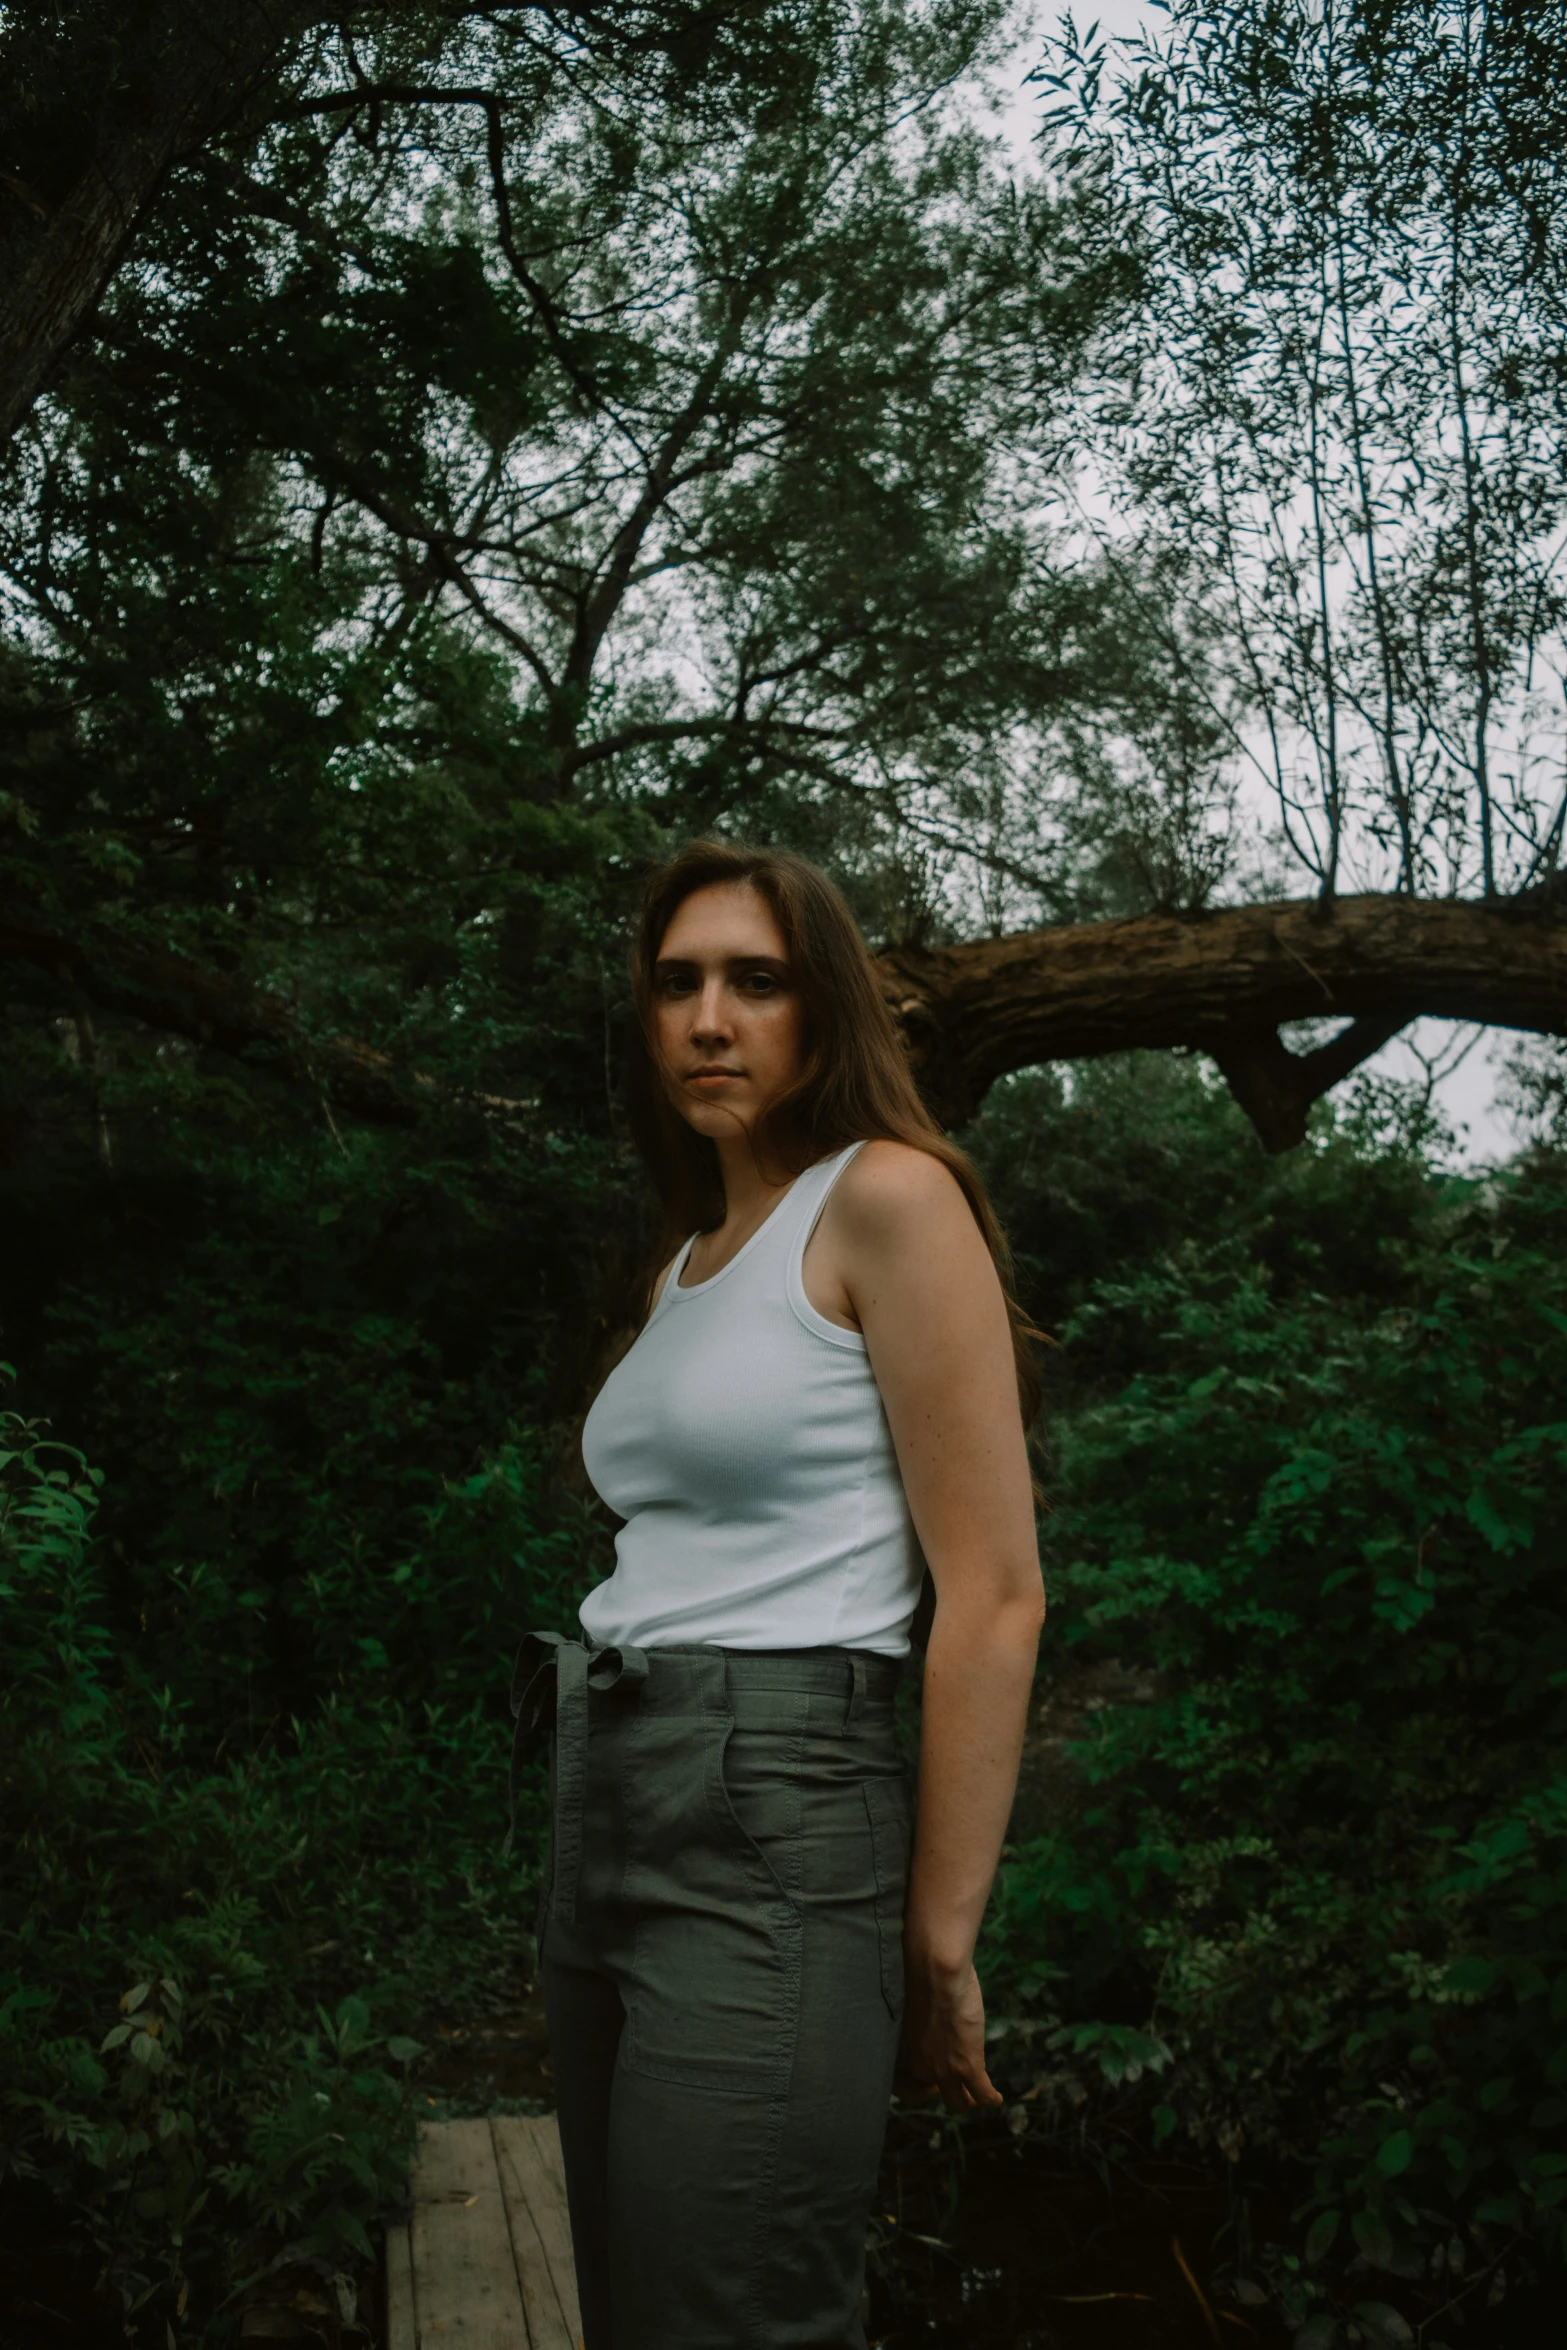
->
[0, 2, 808, 442]
[979, 0, 1567, 1139]
[0, 0, 1138, 1129]
[0, 1, 306, 442]
[5, 1, 1567, 1154]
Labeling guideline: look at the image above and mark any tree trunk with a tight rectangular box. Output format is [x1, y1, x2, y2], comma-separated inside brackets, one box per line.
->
[0, 0, 299, 444]
[879, 888, 1567, 1147]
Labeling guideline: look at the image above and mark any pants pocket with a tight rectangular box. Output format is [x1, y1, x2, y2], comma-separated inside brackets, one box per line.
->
[625, 1712, 803, 2091]
[706, 1710, 806, 1911]
[863, 1773, 913, 2020]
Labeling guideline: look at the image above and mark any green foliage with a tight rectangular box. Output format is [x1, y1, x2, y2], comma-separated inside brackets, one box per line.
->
[0, 1383, 568, 2341]
[969, 1052, 1439, 1333]
[970, 1065, 1567, 2287]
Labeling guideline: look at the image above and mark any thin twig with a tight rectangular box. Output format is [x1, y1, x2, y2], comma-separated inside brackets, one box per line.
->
[1172, 2235, 1222, 2346]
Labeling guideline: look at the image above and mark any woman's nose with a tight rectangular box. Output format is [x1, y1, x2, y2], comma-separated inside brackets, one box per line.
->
[689, 980, 733, 1042]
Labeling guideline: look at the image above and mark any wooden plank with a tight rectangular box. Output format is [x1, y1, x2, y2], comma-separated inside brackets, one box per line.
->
[514, 2116, 582, 2345]
[491, 2116, 583, 2350]
[490, 2119, 572, 2350]
[408, 2116, 530, 2347]
[385, 2219, 417, 2350]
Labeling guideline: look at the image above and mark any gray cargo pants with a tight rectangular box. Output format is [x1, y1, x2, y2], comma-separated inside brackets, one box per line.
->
[513, 1636, 911, 2350]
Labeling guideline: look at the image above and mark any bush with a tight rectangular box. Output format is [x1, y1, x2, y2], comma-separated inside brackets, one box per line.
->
[980, 1156, 1567, 2309]
[0, 1386, 573, 2343]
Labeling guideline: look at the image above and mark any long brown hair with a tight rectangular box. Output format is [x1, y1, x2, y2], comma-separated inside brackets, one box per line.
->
[626, 839, 1041, 1426]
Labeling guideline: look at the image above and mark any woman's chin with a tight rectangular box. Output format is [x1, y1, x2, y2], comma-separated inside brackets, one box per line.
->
[677, 1097, 752, 1140]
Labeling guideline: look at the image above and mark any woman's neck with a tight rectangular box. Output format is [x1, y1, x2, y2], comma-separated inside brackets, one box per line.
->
[712, 1129, 794, 1235]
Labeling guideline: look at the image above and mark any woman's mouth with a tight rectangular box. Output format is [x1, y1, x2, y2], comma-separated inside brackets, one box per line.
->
[688, 1068, 743, 1089]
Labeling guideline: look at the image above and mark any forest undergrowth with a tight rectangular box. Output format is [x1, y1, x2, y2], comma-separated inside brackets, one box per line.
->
[5, 1054, 1567, 2347]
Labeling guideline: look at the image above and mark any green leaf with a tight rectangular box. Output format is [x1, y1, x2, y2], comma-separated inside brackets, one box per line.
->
[1352, 2304, 1413, 2348]
[1351, 2212, 1394, 2270]
[1376, 2131, 1414, 2177]
[336, 2212, 374, 2261]
[1304, 2209, 1339, 2264]
[333, 1994, 374, 2055]
[1444, 1957, 1498, 2000]
[1464, 1488, 1525, 1553]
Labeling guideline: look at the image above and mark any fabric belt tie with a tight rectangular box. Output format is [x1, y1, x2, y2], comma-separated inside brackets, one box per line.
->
[505, 1630, 649, 1923]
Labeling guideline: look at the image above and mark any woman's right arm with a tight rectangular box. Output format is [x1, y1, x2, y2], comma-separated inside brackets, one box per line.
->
[831, 1143, 1045, 2110]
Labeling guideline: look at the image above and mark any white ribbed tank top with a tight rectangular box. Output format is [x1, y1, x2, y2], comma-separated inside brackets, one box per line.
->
[579, 1142, 924, 1657]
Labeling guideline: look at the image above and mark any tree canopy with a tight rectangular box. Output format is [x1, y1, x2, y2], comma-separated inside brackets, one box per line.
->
[4, 0, 1562, 1155]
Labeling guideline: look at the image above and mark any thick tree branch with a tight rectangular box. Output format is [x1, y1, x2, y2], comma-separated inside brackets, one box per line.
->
[0, 0, 303, 442]
[0, 920, 424, 1125]
[877, 890, 1567, 1149]
[1207, 1015, 1411, 1153]
[9, 890, 1567, 1152]
[563, 713, 845, 773]
[0, 2, 773, 446]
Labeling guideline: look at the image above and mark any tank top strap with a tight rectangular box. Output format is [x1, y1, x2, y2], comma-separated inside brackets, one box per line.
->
[777, 1140, 866, 1255]
[657, 1144, 864, 1313]
[645, 1231, 698, 1326]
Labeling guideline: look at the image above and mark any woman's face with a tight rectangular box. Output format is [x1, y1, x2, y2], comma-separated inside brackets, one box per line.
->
[653, 882, 806, 1142]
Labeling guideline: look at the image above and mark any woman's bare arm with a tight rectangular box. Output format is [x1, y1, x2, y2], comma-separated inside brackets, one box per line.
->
[815, 1141, 1045, 2110]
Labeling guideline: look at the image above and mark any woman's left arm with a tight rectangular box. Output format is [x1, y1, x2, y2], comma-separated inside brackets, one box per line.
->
[833, 1144, 1046, 2111]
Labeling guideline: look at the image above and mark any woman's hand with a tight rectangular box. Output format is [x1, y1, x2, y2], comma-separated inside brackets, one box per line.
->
[895, 1956, 1003, 2113]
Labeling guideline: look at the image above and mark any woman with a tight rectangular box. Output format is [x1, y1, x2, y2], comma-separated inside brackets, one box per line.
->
[519, 840, 1044, 2350]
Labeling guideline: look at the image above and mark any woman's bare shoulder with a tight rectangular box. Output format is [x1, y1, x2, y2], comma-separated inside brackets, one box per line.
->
[833, 1140, 973, 1241]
